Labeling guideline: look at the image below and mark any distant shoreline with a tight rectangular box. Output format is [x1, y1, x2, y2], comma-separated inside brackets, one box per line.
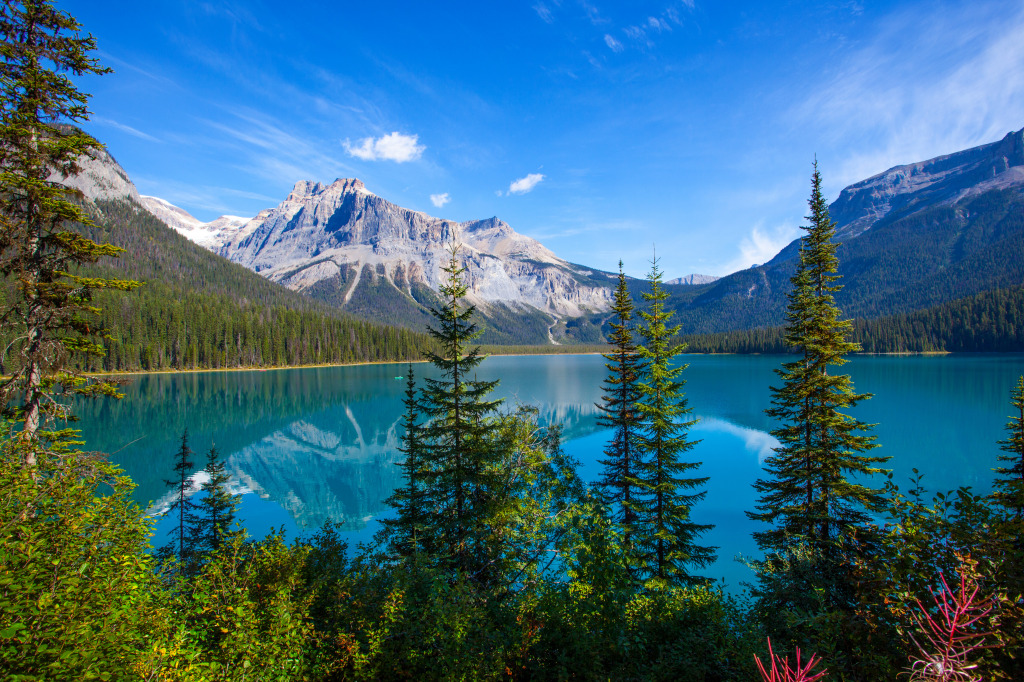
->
[85, 348, 987, 378]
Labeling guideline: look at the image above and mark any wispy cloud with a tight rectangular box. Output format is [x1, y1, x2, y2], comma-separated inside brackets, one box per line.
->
[647, 16, 670, 32]
[531, 217, 642, 241]
[508, 173, 546, 195]
[716, 221, 801, 275]
[132, 176, 269, 217]
[198, 108, 357, 186]
[580, 1, 607, 26]
[92, 116, 161, 142]
[793, 2, 1024, 190]
[430, 192, 450, 208]
[603, 34, 624, 52]
[533, 2, 554, 23]
[343, 132, 425, 162]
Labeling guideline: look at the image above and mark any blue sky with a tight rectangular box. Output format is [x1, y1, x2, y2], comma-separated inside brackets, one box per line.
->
[64, 0, 1024, 279]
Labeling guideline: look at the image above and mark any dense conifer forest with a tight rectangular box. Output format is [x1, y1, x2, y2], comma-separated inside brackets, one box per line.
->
[679, 285, 1024, 354]
[651, 185, 1024, 336]
[70, 199, 436, 370]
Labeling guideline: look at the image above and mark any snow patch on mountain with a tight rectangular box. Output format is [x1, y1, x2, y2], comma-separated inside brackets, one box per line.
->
[138, 195, 250, 248]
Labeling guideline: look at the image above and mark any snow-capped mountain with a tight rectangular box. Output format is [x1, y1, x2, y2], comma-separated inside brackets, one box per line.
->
[138, 195, 249, 249]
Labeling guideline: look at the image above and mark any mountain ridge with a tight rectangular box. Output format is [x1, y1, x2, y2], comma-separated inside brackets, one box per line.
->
[669, 126, 1024, 334]
[55, 125, 1024, 344]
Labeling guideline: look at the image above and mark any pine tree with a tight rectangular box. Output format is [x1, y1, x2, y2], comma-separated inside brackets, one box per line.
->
[748, 162, 887, 561]
[632, 255, 715, 586]
[992, 375, 1024, 681]
[993, 376, 1024, 519]
[419, 241, 502, 577]
[0, 0, 139, 462]
[161, 429, 201, 568]
[381, 364, 433, 558]
[196, 443, 241, 555]
[596, 261, 644, 549]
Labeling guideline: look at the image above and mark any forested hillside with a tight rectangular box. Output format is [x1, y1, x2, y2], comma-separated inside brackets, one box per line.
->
[679, 285, 1024, 354]
[69, 199, 434, 370]
[656, 185, 1024, 335]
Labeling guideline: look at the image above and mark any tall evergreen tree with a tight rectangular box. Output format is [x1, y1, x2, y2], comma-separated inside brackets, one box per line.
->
[381, 364, 433, 558]
[161, 429, 201, 567]
[0, 0, 138, 461]
[632, 255, 714, 586]
[748, 162, 887, 560]
[196, 443, 241, 556]
[596, 261, 644, 549]
[993, 376, 1024, 520]
[991, 375, 1024, 679]
[419, 241, 502, 577]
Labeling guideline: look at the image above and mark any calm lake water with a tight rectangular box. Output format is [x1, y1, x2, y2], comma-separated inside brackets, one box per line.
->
[74, 353, 1024, 589]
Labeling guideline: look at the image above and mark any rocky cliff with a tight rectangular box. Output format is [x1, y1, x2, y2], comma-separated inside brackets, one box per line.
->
[218, 178, 615, 319]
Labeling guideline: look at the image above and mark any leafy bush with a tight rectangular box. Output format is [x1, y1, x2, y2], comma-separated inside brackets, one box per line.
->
[0, 433, 159, 680]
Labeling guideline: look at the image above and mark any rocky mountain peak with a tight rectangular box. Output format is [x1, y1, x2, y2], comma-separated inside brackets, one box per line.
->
[285, 178, 373, 204]
[830, 126, 1024, 238]
[215, 178, 611, 318]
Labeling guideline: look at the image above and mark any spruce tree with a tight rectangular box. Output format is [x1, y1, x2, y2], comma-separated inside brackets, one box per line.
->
[196, 444, 241, 555]
[161, 429, 201, 568]
[748, 162, 887, 561]
[992, 375, 1024, 679]
[632, 255, 714, 586]
[596, 261, 644, 549]
[381, 364, 432, 558]
[0, 0, 139, 461]
[993, 376, 1024, 520]
[419, 241, 502, 577]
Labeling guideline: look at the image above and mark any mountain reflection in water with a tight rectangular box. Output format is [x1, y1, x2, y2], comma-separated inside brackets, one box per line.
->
[72, 353, 1024, 586]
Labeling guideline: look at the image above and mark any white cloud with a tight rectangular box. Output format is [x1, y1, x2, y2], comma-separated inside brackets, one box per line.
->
[508, 173, 545, 194]
[603, 34, 624, 52]
[430, 192, 450, 208]
[343, 132, 424, 162]
[717, 221, 801, 276]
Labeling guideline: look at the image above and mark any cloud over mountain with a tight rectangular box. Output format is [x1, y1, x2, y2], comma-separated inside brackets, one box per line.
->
[509, 173, 545, 194]
[344, 132, 424, 162]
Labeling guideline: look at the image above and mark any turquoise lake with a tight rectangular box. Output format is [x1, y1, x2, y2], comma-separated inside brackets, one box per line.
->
[74, 353, 1024, 590]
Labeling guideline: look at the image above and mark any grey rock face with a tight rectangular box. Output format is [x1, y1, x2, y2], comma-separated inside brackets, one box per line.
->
[830, 127, 1024, 238]
[48, 146, 141, 204]
[49, 147, 252, 248]
[219, 178, 614, 317]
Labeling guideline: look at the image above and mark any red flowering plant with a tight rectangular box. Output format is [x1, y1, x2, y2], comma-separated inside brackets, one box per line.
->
[905, 563, 992, 682]
[753, 637, 827, 682]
